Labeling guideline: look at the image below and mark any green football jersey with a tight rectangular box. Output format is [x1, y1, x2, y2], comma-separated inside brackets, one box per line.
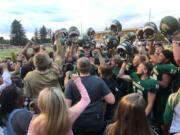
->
[112, 67, 120, 77]
[152, 63, 179, 80]
[130, 72, 159, 102]
[151, 63, 177, 123]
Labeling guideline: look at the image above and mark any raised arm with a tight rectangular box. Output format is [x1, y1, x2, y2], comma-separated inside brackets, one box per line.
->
[158, 73, 171, 88]
[20, 41, 32, 56]
[97, 48, 106, 66]
[54, 31, 66, 68]
[55, 31, 62, 58]
[118, 62, 132, 81]
[68, 77, 91, 125]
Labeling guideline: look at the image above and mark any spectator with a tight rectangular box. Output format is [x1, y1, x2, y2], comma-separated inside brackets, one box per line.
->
[0, 63, 12, 92]
[98, 64, 123, 123]
[164, 88, 180, 134]
[0, 85, 32, 135]
[65, 57, 115, 135]
[28, 77, 90, 135]
[23, 31, 64, 100]
[105, 93, 156, 135]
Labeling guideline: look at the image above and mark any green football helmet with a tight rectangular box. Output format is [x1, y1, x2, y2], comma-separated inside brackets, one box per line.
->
[86, 27, 96, 45]
[123, 32, 136, 44]
[67, 26, 80, 45]
[104, 34, 119, 49]
[60, 28, 68, 38]
[68, 26, 80, 37]
[78, 34, 92, 48]
[59, 28, 68, 46]
[143, 22, 158, 41]
[160, 16, 179, 41]
[87, 27, 96, 39]
[110, 19, 122, 34]
[117, 41, 134, 60]
[136, 28, 144, 41]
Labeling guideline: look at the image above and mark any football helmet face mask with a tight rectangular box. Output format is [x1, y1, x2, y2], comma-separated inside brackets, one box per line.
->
[87, 27, 96, 39]
[110, 20, 122, 34]
[60, 28, 68, 38]
[123, 32, 136, 44]
[104, 34, 119, 49]
[143, 22, 158, 41]
[78, 34, 92, 48]
[136, 28, 144, 41]
[67, 26, 80, 45]
[59, 28, 68, 46]
[117, 41, 134, 60]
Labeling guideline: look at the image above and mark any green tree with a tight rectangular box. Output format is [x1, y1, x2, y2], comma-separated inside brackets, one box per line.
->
[0, 37, 3, 43]
[32, 28, 40, 43]
[39, 25, 47, 43]
[10, 19, 28, 46]
[46, 28, 52, 43]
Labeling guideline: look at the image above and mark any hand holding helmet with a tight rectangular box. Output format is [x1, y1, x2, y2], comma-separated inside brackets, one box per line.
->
[78, 34, 92, 48]
[87, 27, 96, 39]
[104, 34, 119, 49]
[66, 26, 80, 46]
[160, 16, 180, 66]
[136, 28, 144, 41]
[117, 41, 134, 61]
[143, 22, 158, 41]
[123, 32, 136, 44]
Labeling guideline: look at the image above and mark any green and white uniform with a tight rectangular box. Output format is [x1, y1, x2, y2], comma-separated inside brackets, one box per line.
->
[112, 67, 120, 77]
[152, 63, 179, 81]
[130, 72, 159, 102]
[151, 63, 179, 123]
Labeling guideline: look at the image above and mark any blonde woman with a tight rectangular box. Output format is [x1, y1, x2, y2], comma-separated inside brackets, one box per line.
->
[28, 77, 90, 135]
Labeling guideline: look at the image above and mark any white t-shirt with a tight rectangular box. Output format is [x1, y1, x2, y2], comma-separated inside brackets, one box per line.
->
[170, 103, 180, 133]
[0, 70, 12, 92]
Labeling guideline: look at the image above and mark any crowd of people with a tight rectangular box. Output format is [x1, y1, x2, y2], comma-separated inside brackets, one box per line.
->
[0, 15, 180, 135]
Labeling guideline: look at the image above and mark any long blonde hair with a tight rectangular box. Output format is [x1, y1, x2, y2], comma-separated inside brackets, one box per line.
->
[34, 87, 69, 135]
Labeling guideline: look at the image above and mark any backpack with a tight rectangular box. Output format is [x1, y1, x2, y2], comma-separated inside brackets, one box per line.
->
[73, 101, 106, 134]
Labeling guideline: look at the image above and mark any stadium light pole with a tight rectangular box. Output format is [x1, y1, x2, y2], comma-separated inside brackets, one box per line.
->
[80, 22, 82, 35]
[149, 8, 151, 22]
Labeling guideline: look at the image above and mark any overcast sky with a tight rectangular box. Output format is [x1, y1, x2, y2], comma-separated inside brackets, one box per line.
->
[0, 0, 179, 39]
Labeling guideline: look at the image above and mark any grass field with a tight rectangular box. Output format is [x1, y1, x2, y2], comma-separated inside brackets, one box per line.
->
[0, 48, 21, 59]
[0, 47, 53, 59]
[0, 45, 172, 60]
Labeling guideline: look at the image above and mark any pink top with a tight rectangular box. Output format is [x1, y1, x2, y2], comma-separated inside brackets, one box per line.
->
[27, 77, 90, 135]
